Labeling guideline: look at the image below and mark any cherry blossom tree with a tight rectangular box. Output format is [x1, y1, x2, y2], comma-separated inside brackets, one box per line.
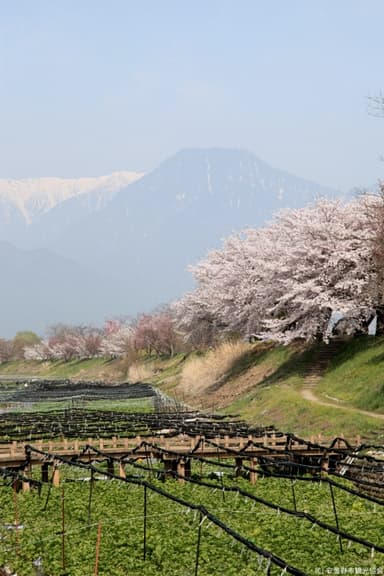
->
[132, 310, 180, 357]
[99, 321, 134, 358]
[175, 197, 380, 344]
[24, 341, 53, 361]
[362, 187, 384, 321]
[24, 324, 103, 361]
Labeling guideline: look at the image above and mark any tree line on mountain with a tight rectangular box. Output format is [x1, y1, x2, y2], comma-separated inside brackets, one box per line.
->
[1, 191, 384, 364]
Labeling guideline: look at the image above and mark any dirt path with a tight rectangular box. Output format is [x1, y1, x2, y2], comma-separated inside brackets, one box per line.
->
[301, 387, 384, 420]
[302, 340, 384, 421]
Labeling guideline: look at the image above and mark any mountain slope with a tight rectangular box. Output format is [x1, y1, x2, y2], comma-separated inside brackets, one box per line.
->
[52, 148, 339, 311]
[0, 242, 113, 337]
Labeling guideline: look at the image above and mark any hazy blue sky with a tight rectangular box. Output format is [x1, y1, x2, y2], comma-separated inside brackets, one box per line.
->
[0, 0, 383, 191]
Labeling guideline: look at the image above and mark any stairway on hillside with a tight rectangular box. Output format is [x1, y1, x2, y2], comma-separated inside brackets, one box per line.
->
[304, 340, 344, 388]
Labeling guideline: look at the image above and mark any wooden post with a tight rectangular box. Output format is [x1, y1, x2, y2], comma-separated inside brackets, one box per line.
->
[249, 457, 258, 485]
[119, 462, 126, 478]
[22, 467, 30, 492]
[53, 467, 60, 487]
[94, 522, 102, 576]
[321, 452, 329, 476]
[177, 459, 185, 483]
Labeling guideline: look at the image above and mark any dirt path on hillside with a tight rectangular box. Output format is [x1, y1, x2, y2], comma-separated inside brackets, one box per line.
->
[301, 387, 384, 420]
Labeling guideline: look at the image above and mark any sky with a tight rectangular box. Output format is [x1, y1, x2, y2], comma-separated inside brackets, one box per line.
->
[0, 0, 383, 192]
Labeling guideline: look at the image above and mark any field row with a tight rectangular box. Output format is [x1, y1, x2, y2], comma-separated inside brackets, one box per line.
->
[0, 453, 383, 575]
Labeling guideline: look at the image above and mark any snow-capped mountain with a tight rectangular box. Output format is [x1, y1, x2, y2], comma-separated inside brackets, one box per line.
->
[0, 171, 143, 233]
[49, 148, 340, 317]
[53, 148, 339, 264]
[0, 148, 341, 337]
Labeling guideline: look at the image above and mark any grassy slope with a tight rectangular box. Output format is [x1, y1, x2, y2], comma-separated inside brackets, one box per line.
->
[316, 336, 384, 411]
[221, 338, 384, 440]
[152, 338, 384, 441]
[0, 337, 384, 442]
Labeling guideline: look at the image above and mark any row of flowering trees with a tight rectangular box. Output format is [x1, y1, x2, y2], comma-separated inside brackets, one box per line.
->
[22, 311, 181, 362]
[173, 195, 384, 344]
[6, 194, 384, 363]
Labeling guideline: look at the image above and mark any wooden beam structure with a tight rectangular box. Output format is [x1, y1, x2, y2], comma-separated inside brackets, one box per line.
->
[0, 433, 354, 491]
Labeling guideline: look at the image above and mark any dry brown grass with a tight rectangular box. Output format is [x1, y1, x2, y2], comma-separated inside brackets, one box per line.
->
[128, 361, 157, 382]
[178, 341, 250, 400]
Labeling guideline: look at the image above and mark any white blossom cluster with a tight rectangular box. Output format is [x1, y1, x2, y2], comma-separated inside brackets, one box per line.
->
[174, 197, 380, 344]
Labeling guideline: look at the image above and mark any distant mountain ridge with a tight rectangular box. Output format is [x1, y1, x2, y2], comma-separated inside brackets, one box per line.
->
[0, 241, 113, 336]
[0, 172, 142, 234]
[51, 148, 339, 264]
[0, 148, 340, 337]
